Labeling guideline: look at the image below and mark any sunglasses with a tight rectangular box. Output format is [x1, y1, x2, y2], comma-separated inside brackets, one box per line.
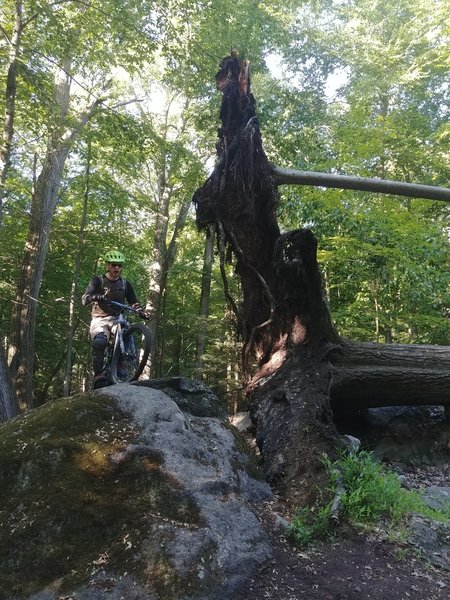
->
[110, 263, 123, 268]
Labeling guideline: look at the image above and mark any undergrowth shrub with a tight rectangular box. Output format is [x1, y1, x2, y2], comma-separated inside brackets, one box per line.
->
[288, 450, 449, 548]
[287, 504, 332, 547]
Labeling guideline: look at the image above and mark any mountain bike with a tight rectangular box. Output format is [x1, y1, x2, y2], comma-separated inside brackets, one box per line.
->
[104, 301, 152, 384]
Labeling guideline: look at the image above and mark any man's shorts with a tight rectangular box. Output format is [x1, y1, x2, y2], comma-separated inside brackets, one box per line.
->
[90, 315, 119, 341]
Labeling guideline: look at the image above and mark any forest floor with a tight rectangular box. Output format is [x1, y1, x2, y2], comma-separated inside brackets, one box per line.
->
[235, 464, 450, 600]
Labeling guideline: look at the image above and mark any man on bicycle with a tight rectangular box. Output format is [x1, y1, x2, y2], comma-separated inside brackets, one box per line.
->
[82, 250, 143, 384]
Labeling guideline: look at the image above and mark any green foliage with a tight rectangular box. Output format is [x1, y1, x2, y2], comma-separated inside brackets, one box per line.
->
[325, 452, 418, 523]
[1, 0, 449, 404]
[271, 0, 450, 346]
[287, 503, 333, 547]
[278, 185, 449, 344]
[160, 222, 243, 403]
[288, 451, 450, 548]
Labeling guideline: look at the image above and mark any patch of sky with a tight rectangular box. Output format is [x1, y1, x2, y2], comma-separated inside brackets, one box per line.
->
[264, 52, 350, 102]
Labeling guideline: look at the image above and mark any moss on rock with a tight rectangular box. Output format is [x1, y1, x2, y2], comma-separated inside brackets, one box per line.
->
[0, 394, 201, 599]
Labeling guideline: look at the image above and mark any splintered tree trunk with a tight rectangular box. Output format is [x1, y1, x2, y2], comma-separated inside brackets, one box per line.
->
[194, 53, 450, 506]
[193, 53, 342, 503]
[194, 55, 339, 365]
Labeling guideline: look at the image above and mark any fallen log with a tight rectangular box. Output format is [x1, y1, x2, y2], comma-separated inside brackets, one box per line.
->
[330, 342, 450, 409]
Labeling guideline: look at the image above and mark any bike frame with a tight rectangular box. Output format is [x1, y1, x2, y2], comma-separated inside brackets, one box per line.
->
[110, 311, 129, 356]
[103, 301, 151, 384]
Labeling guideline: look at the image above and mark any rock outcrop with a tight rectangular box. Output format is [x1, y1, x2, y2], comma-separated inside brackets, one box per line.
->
[407, 486, 450, 571]
[0, 380, 271, 600]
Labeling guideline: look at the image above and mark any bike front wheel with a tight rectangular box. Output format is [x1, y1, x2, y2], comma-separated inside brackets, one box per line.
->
[109, 323, 152, 384]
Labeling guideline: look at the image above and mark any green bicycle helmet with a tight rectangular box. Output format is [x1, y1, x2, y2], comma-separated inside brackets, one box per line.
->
[104, 249, 125, 264]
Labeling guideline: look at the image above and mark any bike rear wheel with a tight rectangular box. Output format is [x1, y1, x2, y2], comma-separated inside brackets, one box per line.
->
[109, 323, 151, 383]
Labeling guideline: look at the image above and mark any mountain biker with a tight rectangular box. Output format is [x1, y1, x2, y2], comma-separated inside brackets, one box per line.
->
[82, 250, 144, 383]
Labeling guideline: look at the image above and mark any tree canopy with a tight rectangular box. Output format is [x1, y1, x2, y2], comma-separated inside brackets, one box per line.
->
[0, 0, 448, 415]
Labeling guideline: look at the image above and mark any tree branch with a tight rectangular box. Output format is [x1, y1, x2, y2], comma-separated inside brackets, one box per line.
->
[0, 24, 12, 45]
[109, 98, 142, 110]
[272, 166, 450, 202]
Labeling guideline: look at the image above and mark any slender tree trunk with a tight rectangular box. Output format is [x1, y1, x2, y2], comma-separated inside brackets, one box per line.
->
[63, 136, 90, 396]
[195, 223, 215, 374]
[8, 141, 73, 406]
[145, 188, 170, 373]
[145, 195, 192, 376]
[145, 182, 192, 372]
[138, 94, 194, 376]
[0, 0, 23, 227]
[0, 1, 23, 419]
[0, 349, 18, 422]
[374, 297, 381, 342]
[7, 60, 102, 408]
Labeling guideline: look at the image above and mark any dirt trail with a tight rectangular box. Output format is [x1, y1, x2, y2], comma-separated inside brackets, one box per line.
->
[236, 494, 449, 600]
[233, 415, 450, 600]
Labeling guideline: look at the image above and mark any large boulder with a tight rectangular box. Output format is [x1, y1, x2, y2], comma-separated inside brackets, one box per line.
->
[0, 381, 272, 600]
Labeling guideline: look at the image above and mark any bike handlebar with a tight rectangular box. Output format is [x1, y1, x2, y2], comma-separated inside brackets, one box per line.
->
[108, 300, 150, 320]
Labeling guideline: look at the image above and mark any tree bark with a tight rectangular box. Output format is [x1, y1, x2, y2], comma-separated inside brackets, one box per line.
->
[0, 348, 18, 422]
[250, 346, 336, 504]
[8, 142, 72, 406]
[330, 341, 450, 408]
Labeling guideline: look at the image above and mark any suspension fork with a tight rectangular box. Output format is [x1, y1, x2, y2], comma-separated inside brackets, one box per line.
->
[116, 318, 129, 355]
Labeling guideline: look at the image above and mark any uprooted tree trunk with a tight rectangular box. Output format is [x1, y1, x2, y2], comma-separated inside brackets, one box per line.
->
[193, 53, 450, 506]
